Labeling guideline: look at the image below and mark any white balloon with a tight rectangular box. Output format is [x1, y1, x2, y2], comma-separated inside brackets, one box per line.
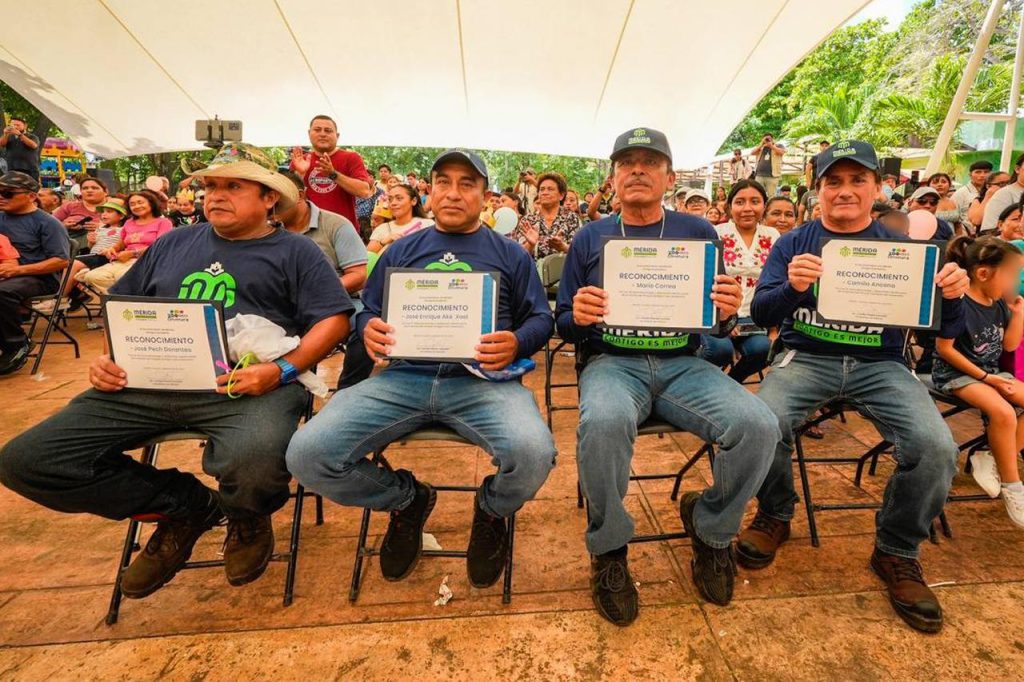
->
[492, 206, 519, 235]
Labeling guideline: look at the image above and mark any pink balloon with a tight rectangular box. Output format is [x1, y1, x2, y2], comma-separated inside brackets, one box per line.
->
[907, 209, 938, 240]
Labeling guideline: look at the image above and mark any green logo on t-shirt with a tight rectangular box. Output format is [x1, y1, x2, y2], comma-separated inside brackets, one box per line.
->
[600, 328, 690, 350]
[425, 252, 473, 272]
[178, 262, 237, 307]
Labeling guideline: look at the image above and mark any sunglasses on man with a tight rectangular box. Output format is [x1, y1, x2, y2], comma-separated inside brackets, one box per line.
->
[915, 197, 938, 206]
[0, 189, 28, 199]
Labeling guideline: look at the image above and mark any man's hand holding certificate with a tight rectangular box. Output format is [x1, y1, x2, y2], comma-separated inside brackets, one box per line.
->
[368, 269, 501, 365]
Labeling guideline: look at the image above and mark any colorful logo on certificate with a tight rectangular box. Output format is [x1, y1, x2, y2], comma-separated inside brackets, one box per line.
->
[167, 308, 189, 321]
[888, 247, 910, 260]
[667, 246, 688, 259]
[448, 277, 469, 290]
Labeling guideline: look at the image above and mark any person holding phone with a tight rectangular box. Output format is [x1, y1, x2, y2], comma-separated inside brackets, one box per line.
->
[752, 133, 785, 197]
[0, 118, 40, 181]
[289, 115, 374, 226]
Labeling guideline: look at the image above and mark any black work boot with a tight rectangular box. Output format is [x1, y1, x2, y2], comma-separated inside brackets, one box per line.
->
[379, 479, 436, 581]
[680, 491, 737, 606]
[224, 515, 274, 587]
[590, 546, 639, 626]
[466, 481, 509, 588]
[121, 488, 224, 599]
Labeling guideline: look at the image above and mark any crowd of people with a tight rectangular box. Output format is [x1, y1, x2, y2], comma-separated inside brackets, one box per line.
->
[3, 113, 1024, 639]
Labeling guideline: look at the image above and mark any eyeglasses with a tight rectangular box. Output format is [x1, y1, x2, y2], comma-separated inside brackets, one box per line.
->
[0, 189, 27, 199]
[991, 181, 1010, 188]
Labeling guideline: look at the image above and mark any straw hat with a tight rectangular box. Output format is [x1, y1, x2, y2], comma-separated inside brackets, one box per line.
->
[190, 143, 298, 210]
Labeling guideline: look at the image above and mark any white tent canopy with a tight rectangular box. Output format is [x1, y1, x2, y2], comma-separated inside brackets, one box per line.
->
[1, 0, 868, 167]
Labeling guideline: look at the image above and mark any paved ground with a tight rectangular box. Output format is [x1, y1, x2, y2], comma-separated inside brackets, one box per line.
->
[1, 316, 1023, 680]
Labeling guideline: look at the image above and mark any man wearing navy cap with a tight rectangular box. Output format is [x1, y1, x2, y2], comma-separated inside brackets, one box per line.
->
[556, 127, 781, 625]
[288, 149, 556, 590]
[740, 140, 969, 633]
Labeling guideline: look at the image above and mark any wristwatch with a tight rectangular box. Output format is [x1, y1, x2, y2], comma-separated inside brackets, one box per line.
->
[327, 170, 338, 180]
[273, 358, 299, 385]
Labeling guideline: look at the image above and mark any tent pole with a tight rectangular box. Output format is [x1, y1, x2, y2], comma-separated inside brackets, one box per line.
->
[925, 0, 1005, 176]
[1000, 7, 1024, 171]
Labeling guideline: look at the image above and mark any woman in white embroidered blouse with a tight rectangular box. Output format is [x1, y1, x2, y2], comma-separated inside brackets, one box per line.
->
[702, 179, 780, 382]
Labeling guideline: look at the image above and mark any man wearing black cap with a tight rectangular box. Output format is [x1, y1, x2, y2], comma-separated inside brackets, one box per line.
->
[740, 140, 969, 633]
[287, 149, 556, 590]
[556, 127, 781, 625]
[0, 171, 69, 374]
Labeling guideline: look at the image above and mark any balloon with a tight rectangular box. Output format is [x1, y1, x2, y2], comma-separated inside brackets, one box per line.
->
[492, 207, 519, 235]
[365, 250, 380, 277]
[144, 176, 164, 192]
[907, 209, 937, 240]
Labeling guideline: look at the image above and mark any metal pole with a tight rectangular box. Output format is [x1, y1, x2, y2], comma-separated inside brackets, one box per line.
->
[925, 0, 1005, 176]
[1001, 6, 1024, 171]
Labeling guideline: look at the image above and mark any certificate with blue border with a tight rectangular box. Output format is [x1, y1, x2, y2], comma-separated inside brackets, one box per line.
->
[598, 237, 723, 334]
[382, 268, 500, 362]
[103, 295, 229, 391]
[817, 238, 944, 330]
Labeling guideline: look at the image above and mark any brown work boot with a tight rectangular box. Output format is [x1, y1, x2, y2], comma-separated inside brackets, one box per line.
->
[736, 511, 790, 569]
[223, 515, 275, 587]
[870, 548, 943, 633]
[121, 489, 224, 599]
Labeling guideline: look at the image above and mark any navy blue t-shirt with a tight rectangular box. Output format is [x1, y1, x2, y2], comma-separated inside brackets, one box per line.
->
[933, 296, 1008, 385]
[357, 225, 554, 365]
[111, 224, 353, 337]
[751, 219, 963, 363]
[555, 211, 718, 356]
[0, 209, 69, 283]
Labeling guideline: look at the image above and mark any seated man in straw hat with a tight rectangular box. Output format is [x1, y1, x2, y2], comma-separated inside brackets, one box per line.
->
[0, 143, 353, 600]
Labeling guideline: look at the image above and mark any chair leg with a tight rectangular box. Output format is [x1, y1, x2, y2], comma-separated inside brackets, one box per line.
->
[794, 434, 820, 548]
[939, 510, 953, 539]
[283, 484, 306, 607]
[502, 513, 515, 605]
[29, 312, 58, 375]
[105, 516, 141, 626]
[348, 507, 373, 603]
[544, 343, 555, 431]
[671, 444, 712, 502]
[315, 493, 325, 526]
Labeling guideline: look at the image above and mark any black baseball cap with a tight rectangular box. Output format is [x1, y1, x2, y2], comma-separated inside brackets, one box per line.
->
[610, 127, 672, 165]
[431, 149, 488, 183]
[815, 140, 878, 179]
[0, 171, 39, 192]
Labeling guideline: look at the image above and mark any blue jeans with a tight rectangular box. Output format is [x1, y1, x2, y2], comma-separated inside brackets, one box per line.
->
[754, 351, 958, 558]
[286, 364, 556, 518]
[700, 319, 771, 383]
[576, 353, 780, 554]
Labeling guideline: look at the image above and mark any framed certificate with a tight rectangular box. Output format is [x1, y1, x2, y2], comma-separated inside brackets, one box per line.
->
[817, 238, 944, 330]
[103, 296, 229, 391]
[382, 268, 500, 362]
[598, 237, 722, 333]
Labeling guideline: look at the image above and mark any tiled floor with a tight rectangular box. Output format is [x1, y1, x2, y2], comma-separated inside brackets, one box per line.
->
[1, 318, 1023, 680]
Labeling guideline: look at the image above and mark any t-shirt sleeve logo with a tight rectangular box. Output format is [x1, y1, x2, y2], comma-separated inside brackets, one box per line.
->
[178, 261, 237, 307]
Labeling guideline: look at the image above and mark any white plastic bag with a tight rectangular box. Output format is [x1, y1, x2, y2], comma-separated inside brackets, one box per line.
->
[224, 314, 329, 397]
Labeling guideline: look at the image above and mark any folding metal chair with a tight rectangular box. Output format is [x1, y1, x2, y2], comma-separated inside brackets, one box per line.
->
[106, 400, 324, 625]
[348, 426, 517, 604]
[23, 239, 81, 374]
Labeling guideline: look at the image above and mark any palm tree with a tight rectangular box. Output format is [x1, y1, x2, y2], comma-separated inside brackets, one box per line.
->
[870, 54, 1011, 150]
[783, 85, 871, 142]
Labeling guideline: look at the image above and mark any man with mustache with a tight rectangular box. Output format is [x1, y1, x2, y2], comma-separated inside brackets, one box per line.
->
[741, 140, 968, 633]
[556, 127, 781, 626]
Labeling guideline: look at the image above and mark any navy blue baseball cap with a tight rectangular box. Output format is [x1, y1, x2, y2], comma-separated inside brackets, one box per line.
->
[815, 139, 879, 179]
[431, 149, 488, 183]
[610, 126, 673, 166]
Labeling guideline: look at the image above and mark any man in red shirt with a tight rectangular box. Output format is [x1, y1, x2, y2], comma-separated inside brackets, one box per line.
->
[289, 115, 373, 225]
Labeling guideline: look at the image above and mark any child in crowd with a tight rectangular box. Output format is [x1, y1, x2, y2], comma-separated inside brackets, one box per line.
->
[878, 207, 909, 236]
[65, 199, 128, 306]
[934, 235, 1024, 527]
